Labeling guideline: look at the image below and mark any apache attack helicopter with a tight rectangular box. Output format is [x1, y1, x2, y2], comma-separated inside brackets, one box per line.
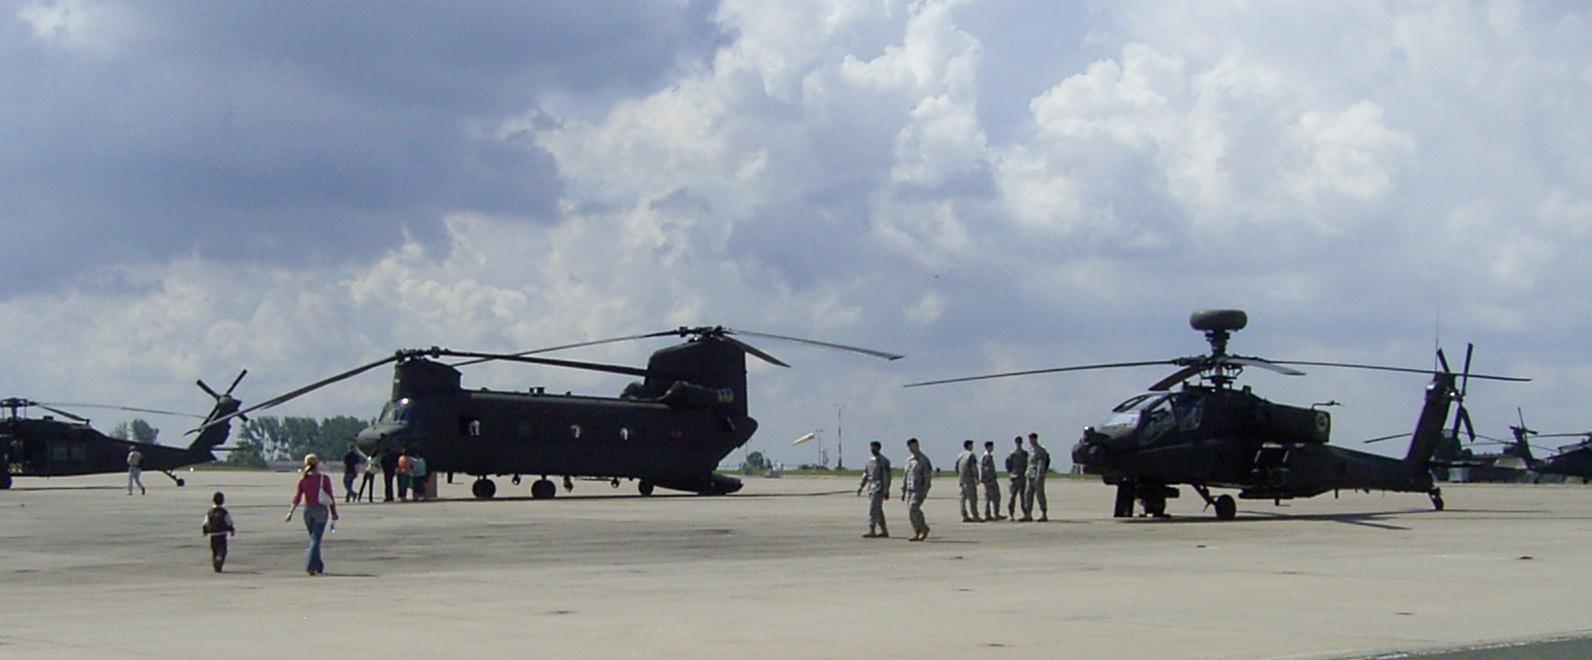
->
[906, 310, 1527, 520]
[192, 327, 900, 499]
[1, 372, 247, 490]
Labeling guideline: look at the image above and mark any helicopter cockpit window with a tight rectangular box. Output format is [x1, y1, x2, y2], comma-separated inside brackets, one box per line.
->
[379, 399, 413, 423]
[1104, 393, 1170, 428]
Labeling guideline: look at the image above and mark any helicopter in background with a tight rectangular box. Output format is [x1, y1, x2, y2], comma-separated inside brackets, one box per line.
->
[1, 371, 247, 489]
[906, 310, 1527, 520]
[1472, 409, 1592, 482]
[193, 327, 900, 499]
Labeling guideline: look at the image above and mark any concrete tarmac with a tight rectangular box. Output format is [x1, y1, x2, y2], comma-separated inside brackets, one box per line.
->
[3, 472, 1591, 658]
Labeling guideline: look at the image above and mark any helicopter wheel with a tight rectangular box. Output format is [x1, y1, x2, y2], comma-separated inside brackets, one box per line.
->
[176, 478, 186, 487]
[1430, 490, 1444, 511]
[0, 473, 11, 490]
[1214, 494, 1236, 521]
[471, 478, 497, 499]
[638, 481, 655, 497]
[530, 479, 556, 500]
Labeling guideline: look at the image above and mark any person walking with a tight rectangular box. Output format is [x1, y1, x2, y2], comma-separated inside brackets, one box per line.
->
[856, 441, 892, 538]
[1023, 432, 1051, 522]
[380, 447, 399, 502]
[902, 438, 933, 541]
[980, 440, 1004, 521]
[342, 443, 364, 503]
[126, 447, 146, 495]
[1005, 436, 1028, 521]
[357, 452, 378, 502]
[954, 440, 983, 522]
[285, 454, 339, 576]
[202, 491, 236, 573]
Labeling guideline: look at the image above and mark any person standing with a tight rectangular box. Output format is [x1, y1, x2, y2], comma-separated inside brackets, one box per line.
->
[410, 450, 429, 500]
[357, 452, 378, 502]
[902, 438, 933, 541]
[954, 440, 983, 522]
[980, 440, 1004, 521]
[342, 443, 364, 503]
[855, 441, 892, 538]
[202, 491, 236, 573]
[380, 447, 399, 502]
[1023, 432, 1051, 522]
[395, 449, 413, 501]
[285, 454, 339, 576]
[126, 447, 146, 495]
[1005, 436, 1028, 521]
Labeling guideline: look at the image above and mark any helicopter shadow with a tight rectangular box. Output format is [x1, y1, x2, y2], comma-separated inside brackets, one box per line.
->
[411, 489, 857, 504]
[1122, 509, 1427, 531]
[7, 485, 125, 492]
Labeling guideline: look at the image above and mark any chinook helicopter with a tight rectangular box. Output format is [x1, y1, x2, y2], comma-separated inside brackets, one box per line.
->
[906, 310, 1527, 520]
[192, 327, 900, 498]
[1, 372, 247, 489]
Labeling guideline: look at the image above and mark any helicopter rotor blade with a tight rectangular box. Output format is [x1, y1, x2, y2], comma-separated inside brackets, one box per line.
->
[196, 379, 221, 400]
[1364, 432, 1411, 444]
[1221, 356, 1307, 377]
[1268, 359, 1528, 382]
[905, 360, 1178, 389]
[188, 353, 406, 435]
[40, 402, 204, 419]
[225, 369, 248, 397]
[450, 331, 685, 367]
[1459, 343, 1474, 398]
[1149, 364, 1207, 392]
[429, 349, 650, 378]
[718, 335, 789, 368]
[724, 329, 905, 361]
[1532, 432, 1592, 439]
[36, 405, 91, 423]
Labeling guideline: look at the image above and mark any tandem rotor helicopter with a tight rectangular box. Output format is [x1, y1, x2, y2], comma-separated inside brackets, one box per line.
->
[907, 310, 1528, 520]
[1, 372, 247, 490]
[192, 327, 900, 499]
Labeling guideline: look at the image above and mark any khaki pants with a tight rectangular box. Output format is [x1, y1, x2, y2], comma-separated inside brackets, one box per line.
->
[982, 480, 1001, 518]
[1023, 476, 1047, 517]
[868, 492, 888, 534]
[960, 483, 981, 520]
[907, 491, 929, 536]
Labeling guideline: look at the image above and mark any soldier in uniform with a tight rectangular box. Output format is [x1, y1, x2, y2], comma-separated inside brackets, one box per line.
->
[856, 441, 892, 538]
[1022, 432, 1051, 522]
[1004, 436, 1027, 521]
[954, 439, 983, 522]
[980, 440, 1004, 520]
[902, 437, 933, 541]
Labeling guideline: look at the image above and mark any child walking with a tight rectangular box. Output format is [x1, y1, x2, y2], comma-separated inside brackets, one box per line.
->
[203, 491, 236, 572]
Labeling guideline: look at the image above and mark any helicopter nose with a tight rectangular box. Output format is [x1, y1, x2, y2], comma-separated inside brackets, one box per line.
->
[355, 422, 406, 453]
[1071, 433, 1107, 467]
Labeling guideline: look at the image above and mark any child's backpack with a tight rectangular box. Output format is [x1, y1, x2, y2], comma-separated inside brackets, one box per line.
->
[203, 507, 231, 535]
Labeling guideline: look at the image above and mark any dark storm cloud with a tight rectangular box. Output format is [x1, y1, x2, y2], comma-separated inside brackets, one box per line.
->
[0, 0, 723, 294]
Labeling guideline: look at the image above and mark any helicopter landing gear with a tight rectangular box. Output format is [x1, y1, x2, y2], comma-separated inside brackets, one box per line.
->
[1429, 488, 1444, 511]
[1, 472, 11, 490]
[610, 478, 620, 489]
[511, 474, 522, 486]
[471, 478, 497, 499]
[1214, 495, 1236, 521]
[1141, 492, 1168, 518]
[161, 470, 185, 487]
[638, 480, 655, 497]
[531, 478, 556, 500]
[1113, 483, 1134, 518]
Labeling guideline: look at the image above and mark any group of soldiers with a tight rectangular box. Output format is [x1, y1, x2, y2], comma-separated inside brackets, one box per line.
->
[856, 433, 1051, 541]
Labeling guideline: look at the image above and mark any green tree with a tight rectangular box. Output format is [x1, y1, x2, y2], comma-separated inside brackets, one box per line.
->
[315, 416, 368, 459]
[741, 451, 770, 475]
[223, 437, 269, 468]
[108, 419, 159, 443]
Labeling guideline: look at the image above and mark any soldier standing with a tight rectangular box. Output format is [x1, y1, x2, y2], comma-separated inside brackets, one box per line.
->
[1005, 436, 1028, 521]
[980, 440, 1004, 520]
[127, 447, 146, 496]
[1023, 432, 1051, 522]
[954, 439, 983, 522]
[856, 441, 892, 538]
[902, 438, 933, 541]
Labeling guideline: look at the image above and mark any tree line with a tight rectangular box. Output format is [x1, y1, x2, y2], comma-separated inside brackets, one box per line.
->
[223, 416, 369, 468]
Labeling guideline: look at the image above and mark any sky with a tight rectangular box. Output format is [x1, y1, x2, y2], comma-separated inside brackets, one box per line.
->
[3, 0, 1590, 469]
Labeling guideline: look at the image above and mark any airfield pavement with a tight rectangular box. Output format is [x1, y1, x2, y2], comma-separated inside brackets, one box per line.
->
[4, 472, 1592, 659]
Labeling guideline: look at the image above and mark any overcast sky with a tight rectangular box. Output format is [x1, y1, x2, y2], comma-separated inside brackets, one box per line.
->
[4, 1, 1590, 469]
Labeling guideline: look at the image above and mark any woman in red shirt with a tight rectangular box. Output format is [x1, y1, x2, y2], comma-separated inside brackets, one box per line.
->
[285, 454, 339, 576]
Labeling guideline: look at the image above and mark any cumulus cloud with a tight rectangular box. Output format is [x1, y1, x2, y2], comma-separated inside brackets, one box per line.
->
[5, 1, 1591, 466]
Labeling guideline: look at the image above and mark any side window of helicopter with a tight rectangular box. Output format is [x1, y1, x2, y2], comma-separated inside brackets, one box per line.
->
[569, 424, 582, 440]
[459, 417, 481, 438]
[517, 419, 533, 441]
[69, 441, 87, 461]
[619, 427, 630, 441]
[50, 443, 69, 461]
[1172, 395, 1201, 431]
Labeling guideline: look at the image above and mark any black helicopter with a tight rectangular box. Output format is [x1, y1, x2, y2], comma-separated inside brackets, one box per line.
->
[1477, 409, 1592, 482]
[192, 327, 900, 499]
[907, 310, 1527, 520]
[1, 372, 247, 489]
